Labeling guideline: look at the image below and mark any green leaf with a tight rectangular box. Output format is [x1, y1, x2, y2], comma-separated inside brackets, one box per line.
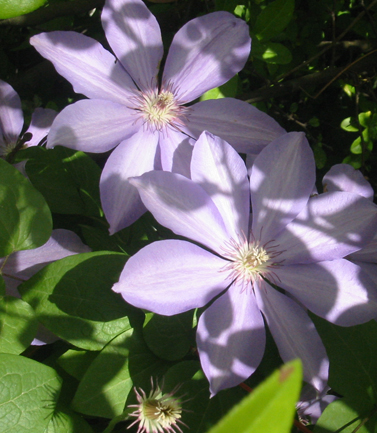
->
[314, 395, 377, 433]
[206, 360, 302, 433]
[341, 117, 359, 132]
[350, 129, 373, 154]
[163, 361, 247, 433]
[200, 76, 238, 101]
[0, 295, 38, 354]
[72, 328, 168, 418]
[0, 0, 47, 19]
[19, 251, 143, 350]
[0, 353, 62, 432]
[22, 146, 102, 217]
[143, 311, 194, 361]
[57, 349, 98, 381]
[0, 275, 5, 296]
[0, 158, 52, 257]
[254, 0, 295, 42]
[313, 144, 327, 169]
[312, 317, 377, 400]
[252, 40, 292, 64]
[46, 407, 94, 433]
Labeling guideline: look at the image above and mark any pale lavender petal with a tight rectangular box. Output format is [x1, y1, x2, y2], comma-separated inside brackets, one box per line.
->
[255, 279, 329, 392]
[159, 128, 193, 177]
[348, 236, 377, 263]
[30, 31, 137, 104]
[100, 129, 159, 234]
[297, 385, 338, 424]
[130, 171, 230, 252]
[277, 192, 377, 264]
[197, 280, 265, 395]
[25, 108, 57, 146]
[113, 239, 229, 314]
[348, 260, 377, 287]
[163, 12, 250, 103]
[250, 132, 315, 242]
[47, 99, 139, 152]
[0, 79, 23, 144]
[191, 131, 249, 237]
[275, 260, 377, 326]
[181, 98, 286, 152]
[102, 0, 162, 92]
[2, 229, 91, 297]
[323, 164, 374, 200]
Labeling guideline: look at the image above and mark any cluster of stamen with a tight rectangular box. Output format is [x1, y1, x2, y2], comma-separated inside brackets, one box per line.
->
[127, 378, 185, 433]
[222, 233, 284, 290]
[133, 88, 188, 132]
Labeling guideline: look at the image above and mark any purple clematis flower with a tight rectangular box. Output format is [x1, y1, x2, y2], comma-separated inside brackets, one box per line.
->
[30, 0, 285, 233]
[112, 131, 377, 395]
[0, 79, 57, 160]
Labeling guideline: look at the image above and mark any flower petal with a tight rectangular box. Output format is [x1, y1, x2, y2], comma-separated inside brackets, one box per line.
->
[197, 280, 265, 395]
[255, 279, 329, 392]
[100, 129, 159, 234]
[348, 234, 377, 263]
[276, 260, 377, 326]
[2, 229, 90, 297]
[102, 0, 163, 92]
[191, 131, 250, 237]
[323, 164, 374, 200]
[112, 239, 229, 314]
[30, 31, 137, 104]
[159, 128, 193, 177]
[250, 132, 315, 242]
[277, 191, 377, 264]
[25, 108, 57, 147]
[47, 99, 139, 152]
[130, 171, 230, 252]
[163, 12, 251, 103]
[0, 79, 23, 144]
[182, 98, 286, 153]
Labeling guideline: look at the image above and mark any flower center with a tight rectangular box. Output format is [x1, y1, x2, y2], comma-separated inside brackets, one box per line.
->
[133, 88, 188, 132]
[143, 398, 182, 427]
[222, 234, 284, 289]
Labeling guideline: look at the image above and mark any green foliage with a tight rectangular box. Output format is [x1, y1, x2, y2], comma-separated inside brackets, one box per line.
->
[0, 353, 62, 432]
[19, 251, 142, 350]
[20, 146, 102, 217]
[313, 318, 377, 401]
[0, 295, 38, 354]
[206, 359, 302, 433]
[71, 328, 168, 418]
[0, 0, 47, 19]
[253, 0, 295, 42]
[0, 158, 52, 257]
[315, 395, 377, 433]
[143, 311, 195, 361]
[200, 76, 238, 101]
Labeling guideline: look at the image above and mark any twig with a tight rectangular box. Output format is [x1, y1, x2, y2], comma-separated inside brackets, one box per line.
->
[277, 0, 377, 81]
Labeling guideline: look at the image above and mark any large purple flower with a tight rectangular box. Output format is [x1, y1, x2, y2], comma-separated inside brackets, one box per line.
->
[112, 131, 377, 395]
[0, 79, 56, 159]
[30, 0, 285, 233]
